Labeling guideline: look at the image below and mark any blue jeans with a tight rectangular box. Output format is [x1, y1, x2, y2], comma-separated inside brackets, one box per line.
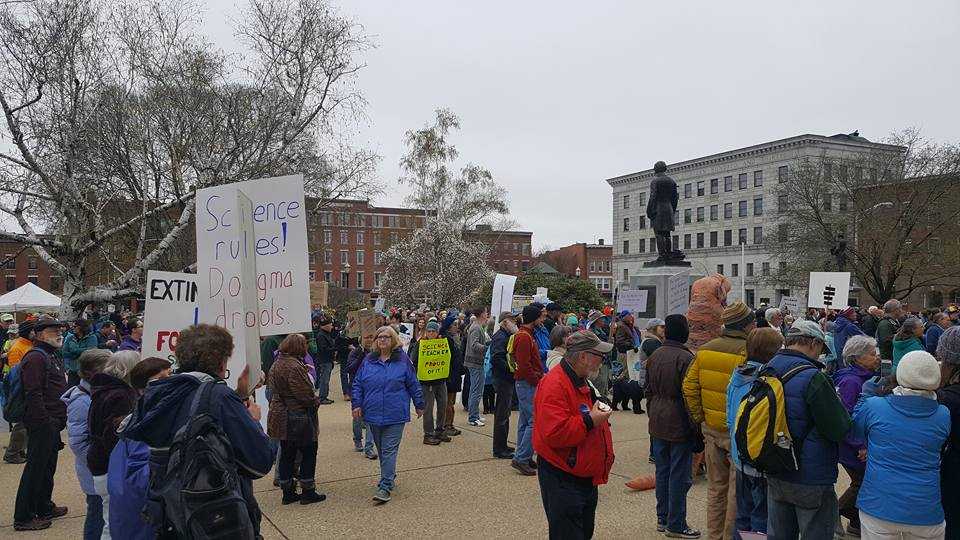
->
[651, 437, 694, 533]
[734, 471, 767, 538]
[369, 423, 405, 492]
[315, 362, 334, 400]
[84, 493, 104, 540]
[467, 365, 485, 422]
[352, 418, 374, 453]
[766, 477, 838, 540]
[515, 380, 536, 463]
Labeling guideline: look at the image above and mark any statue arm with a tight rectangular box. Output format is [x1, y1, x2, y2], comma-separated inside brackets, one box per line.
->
[646, 184, 657, 219]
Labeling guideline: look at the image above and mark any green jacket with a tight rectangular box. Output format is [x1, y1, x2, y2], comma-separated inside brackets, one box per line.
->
[260, 334, 284, 375]
[875, 317, 900, 360]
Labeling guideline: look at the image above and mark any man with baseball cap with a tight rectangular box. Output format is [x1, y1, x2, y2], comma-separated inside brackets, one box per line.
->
[490, 312, 519, 459]
[764, 320, 852, 539]
[533, 330, 615, 539]
[0, 312, 14, 350]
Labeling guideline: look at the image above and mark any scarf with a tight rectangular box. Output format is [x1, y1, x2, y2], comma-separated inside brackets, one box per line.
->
[892, 386, 937, 400]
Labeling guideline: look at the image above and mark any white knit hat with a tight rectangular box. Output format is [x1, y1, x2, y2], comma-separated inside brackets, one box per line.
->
[896, 350, 941, 391]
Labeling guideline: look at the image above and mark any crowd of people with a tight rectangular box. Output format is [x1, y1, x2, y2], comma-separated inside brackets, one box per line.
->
[0, 288, 957, 539]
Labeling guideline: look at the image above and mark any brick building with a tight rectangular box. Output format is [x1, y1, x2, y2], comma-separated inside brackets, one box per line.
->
[539, 240, 614, 297]
[464, 224, 534, 275]
[0, 241, 58, 294]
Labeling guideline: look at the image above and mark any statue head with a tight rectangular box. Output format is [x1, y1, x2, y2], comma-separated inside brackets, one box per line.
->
[654, 161, 667, 174]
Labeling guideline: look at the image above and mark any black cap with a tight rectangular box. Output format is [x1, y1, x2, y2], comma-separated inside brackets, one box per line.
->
[17, 319, 35, 338]
[521, 302, 545, 325]
[545, 302, 561, 312]
[33, 319, 68, 332]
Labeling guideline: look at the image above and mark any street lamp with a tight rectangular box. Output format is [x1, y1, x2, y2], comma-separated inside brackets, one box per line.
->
[343, 262, 351, 289]
[575, 266, 581, 278]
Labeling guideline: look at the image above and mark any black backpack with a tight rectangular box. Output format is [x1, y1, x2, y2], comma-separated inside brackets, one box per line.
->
[148, 381, 255, 539]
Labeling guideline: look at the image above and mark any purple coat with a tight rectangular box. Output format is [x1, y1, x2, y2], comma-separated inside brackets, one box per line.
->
[833, 363, 875, 470]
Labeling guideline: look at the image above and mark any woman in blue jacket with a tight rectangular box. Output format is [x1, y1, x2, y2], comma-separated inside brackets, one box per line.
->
[352, 326, 424, 504]
[853, 350, 950, 538]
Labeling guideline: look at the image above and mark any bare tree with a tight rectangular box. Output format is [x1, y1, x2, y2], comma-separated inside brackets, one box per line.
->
[0, 0, 377, 316]
[767, 129, 960, 303]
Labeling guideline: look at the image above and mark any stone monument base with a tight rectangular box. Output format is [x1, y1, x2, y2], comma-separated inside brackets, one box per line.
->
[623, 265, 703, 327]
[643, 251, 691, 268]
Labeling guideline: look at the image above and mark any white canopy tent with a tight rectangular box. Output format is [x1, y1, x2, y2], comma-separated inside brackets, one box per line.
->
[0, 282, 62, 312]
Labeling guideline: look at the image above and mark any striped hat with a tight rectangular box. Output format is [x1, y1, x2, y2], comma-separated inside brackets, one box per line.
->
[722, 301, 755, 328]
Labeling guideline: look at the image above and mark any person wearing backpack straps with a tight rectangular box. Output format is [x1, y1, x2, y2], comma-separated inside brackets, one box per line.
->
[763, 320, 852, 540]
[936, 326, 960, 539]
[490, 312, 518, 459]
[122, 324, 275, 539]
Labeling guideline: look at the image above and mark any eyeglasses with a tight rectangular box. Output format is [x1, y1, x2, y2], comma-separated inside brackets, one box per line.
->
[376, 335, 391, 340]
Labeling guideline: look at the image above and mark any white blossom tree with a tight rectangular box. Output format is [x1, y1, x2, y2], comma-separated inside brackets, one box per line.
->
[0, 0, 377, 316]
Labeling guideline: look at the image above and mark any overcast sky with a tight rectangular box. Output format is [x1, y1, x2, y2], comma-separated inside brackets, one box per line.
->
[205, 0, 960, 249]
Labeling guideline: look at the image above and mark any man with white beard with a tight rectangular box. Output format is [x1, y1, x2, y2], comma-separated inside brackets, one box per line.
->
[12, 319, 70, 532]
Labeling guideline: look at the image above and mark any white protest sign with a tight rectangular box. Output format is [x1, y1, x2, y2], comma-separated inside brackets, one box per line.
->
[807, 272, 851, 309]
[142, 271, 199, 365]
[236, 191, 263, 387]
[491, 273, 517, 326]
[779, 296, 803, 314]
[374, 297, 386, 313]
[667, 271, 690, 315]
[617, 289, 648, 314]
[196, 174, 310, 386]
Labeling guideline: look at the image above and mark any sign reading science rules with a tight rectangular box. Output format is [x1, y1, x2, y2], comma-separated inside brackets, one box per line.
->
[416, 338, 451, 381]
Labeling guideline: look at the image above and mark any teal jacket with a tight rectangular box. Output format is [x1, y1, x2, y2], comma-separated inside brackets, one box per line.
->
[62, 332, 99, 373]
[892, 337, 924, 372]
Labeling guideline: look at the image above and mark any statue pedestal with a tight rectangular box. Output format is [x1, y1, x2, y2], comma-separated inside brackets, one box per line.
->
[621, 266, 703, 327]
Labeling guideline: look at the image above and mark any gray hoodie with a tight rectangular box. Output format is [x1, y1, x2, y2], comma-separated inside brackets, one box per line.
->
[463, 321, 490, 368]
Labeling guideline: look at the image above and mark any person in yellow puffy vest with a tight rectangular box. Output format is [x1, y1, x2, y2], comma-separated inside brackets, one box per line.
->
[682, 301, 756, 540]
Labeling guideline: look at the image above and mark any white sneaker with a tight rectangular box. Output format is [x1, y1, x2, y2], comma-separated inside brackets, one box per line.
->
[468, 419, 486, 427]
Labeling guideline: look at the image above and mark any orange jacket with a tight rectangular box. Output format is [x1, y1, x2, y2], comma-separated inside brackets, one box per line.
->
[7, 337, 32, 368]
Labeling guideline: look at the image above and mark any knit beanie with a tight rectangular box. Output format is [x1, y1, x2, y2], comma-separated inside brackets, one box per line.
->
[722, 301, 755, 330]
[425, 321, 440, 332]
[522, 303, 544, 325]
[937, 326, 960, 365]
[664, 314, 689, 343]
[896, 350, 941, 391]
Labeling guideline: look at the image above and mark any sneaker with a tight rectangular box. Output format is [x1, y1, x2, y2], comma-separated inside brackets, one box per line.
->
[664, 527, 701, 539]
[435, 432, 452, 443]
[365, 450, 378, 460]
[299, 489, 327, 505]
[648, 456, 656, 464]
[319, 398, 335, 405]
[493, 451, 515, 459]
[527, 459, 537, 469]
[510, 459, 536, 476]
[468, 419, 486, 427]
[423, 436, 441, 446]
[373, 488, 391, 503]
[39, 506, 68, 520]
[656, 523, 666, 533]
[443, 427, 462, 436]
[3, 455, 26, 464]
[14, 518, 51, 531]
[353, 443, 364, 452]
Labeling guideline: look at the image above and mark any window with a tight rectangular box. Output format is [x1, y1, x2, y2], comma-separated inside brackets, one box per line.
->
[639, 192, 646, 205]
[724, 176, 733, 192]
[710, 178, 718, 194]
[823, 193, 832, 212]
[684, 234, 691, 249]
[732, 263, 739, 277]
[717, 264, 724, 275]
[374, 251, 383, 265]
[323, 271, 332, 283]
[373, 232, 381, 245]
[779, 262, 787, 274]
[697, 181, 704, 196]
[357, 231, 364, 244]
[738, 173, 748, 189]
[724, 230, 732, 246]
[340, 231, 348, 244]
[747, 263, 754, 276]
[754, 197, 763, 216]
[324, 230, 332, 244]
[672, 235, 679, 251]
[623, 240, 629, 255]
[684, 183, 692, 198]
[623, 194, 630, 209]
[754, 170, 763, 187]
[778, 165, 788, 182]
[340, 272, 349, 288]
[324, 250, 332, 264]
[739, 200, 748, 217]
[838, 196, 847, 212]
[374, 272, 382, 287]
[5, 276, 14, 291]
[738, 228, 747, 245]
[389, 232, 399, 244]
[623, 269, 629, 282]
[638, 216, 646, 229]
[623, 217, 630, 232]
[309, 251, 317, 264]
[340, 250, 348, 264]
[710, 231, 718, 247]
[674, 210, 679, 225]
[589, 261, 596, 273]
[309, 270, 316, 281]
[754, 226, 763, 244]
[357, 272, 365, 289]
[778, 224, 788, 242]
[684, 209, 692, 224]
[696, 207, 704, 222]
[746, 289, 755, 307]
[724, 203, 733, 219]
[27, 257, 37, 270]
[824, 162, 833, 180]
[605, 260, 611, 272]
[638, 238, 646, 253]
[523, 244, 531, 255]
[778, 194, 788, 213]
[710, 205, 718, 221]
[356, 250, 364, 265]
[762, 262, 770, 276]
[696, 232, 704, 248]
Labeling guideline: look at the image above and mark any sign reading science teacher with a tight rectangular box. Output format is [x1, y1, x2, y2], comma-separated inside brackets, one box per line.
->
[196, 175, 311, 380]
[416, 338, 451, 381]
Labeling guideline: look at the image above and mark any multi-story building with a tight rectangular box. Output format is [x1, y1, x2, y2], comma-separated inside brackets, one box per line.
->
[0, 241, 58, 294]
[607, 132, 904, 308]
[464, 224, 534, 275]
[539, 240, 613, 297]
[307, 199, 428, 294]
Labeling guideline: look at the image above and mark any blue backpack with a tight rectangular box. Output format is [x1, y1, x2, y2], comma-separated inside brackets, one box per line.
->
[2, 363, 24, 423]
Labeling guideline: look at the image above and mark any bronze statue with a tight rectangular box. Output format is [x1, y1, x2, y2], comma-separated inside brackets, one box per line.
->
[644, 161, 688, 266]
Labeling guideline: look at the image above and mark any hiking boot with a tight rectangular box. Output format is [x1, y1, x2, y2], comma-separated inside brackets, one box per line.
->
[281, 484, 299, 505]
[435, 432, 452, 442]
[14, 518, 51, 531]
[423, 435, 441, 445]
[299, 489, 326, 505]
[4, 455, 26, 464]
[373, 488, 391, 503]
[39, 506, 68, 520]
[443, 426, 462, 436]
[511, 460, 536, 476]
[664, 527, 701, 539]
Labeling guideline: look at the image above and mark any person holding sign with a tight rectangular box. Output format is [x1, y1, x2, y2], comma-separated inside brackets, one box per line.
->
[351, 326, 424, 504]
[408, 321, 454, 445]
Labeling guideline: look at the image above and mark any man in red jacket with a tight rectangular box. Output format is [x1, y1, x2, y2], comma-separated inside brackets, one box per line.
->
[533, 330, 615, 539]
[513, 302, 546, 476]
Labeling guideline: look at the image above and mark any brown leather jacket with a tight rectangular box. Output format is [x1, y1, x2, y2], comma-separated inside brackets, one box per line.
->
[646, 340, 696, 442]
[266, 354, 320, 441]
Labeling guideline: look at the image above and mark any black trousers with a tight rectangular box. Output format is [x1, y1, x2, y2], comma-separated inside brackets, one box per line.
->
[14, 422, 60, 522]
[482, 383, 497, 413]
[277, 440, 318, 490]
[492, 376, 515, 454]
[537, 458, 598, 540]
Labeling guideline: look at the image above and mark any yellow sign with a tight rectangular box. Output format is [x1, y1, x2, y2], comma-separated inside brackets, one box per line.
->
[416, 338, 451, 381]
